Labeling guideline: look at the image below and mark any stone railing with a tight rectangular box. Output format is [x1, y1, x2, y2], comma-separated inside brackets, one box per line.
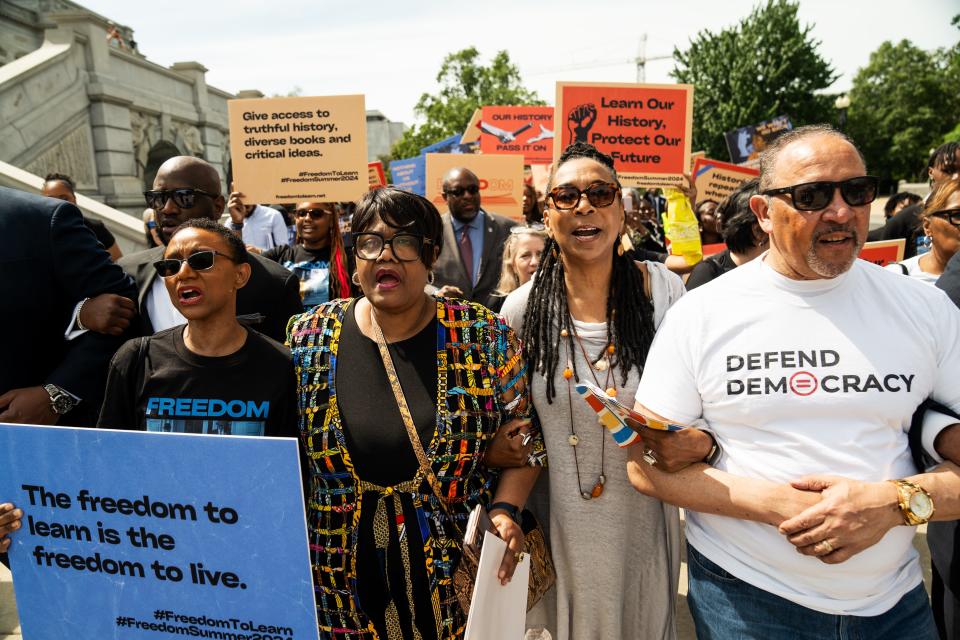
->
[0, 159, 146, 254]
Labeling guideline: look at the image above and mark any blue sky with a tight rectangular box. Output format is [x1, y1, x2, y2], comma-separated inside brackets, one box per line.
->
[83, 0, 957, 126]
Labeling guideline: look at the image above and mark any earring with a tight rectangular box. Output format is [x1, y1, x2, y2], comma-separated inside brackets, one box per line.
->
[427, 271, 435, 285]
[616, 235, 625, 256]
[351, 272, 361, 286]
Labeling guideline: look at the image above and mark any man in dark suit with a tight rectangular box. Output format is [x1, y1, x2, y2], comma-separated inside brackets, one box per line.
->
[119, 156, 302, 342]
[431, 167, 516, 309]
[0, 186, 136, 428]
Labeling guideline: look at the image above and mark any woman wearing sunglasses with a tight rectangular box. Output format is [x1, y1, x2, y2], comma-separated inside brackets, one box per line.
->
[286, 187, 544, 640]
[97, 218, 298, 443]
[500, 142, 686, 640]
[252, 201, 354, 309]
[887, 180, 960, 285]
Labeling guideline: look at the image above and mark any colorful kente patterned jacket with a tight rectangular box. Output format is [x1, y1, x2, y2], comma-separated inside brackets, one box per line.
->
[288, 297, 545, 640]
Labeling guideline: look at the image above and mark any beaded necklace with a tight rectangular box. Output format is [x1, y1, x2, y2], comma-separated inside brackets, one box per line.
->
[561, 315, 617, 500]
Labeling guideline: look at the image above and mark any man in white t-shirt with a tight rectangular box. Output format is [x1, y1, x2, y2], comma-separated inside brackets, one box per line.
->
[227, 189, 289, 251]
[629, 125, 960, 639]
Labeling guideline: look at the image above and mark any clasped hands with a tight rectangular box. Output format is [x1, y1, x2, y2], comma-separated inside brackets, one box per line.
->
[631, 422, 904, 565]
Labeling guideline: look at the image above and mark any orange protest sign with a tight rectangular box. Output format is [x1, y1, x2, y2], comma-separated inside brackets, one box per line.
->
[859, 239, 905, 267]
[692, 157, 760, 205]
[479, 106, 554, 164]
[368, 161, 386, 189]
[227, 94, 368, 203]
[555, 82, 693, 188]
[425, 153, 524, 221]
[461, 108, 483, 145]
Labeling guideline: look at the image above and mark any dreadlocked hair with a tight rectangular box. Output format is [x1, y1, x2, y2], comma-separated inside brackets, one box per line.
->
[521, 141, 657, 403]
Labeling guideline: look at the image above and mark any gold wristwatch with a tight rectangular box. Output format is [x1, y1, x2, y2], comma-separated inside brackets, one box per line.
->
[888, 479, 935, 526]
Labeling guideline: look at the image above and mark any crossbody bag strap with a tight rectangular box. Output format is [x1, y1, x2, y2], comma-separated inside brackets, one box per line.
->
[369, 310, 463, 533]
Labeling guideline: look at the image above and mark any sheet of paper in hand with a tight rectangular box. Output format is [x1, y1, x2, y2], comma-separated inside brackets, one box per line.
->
[463, 530, 529, 640]
[575, 380, 686, 448]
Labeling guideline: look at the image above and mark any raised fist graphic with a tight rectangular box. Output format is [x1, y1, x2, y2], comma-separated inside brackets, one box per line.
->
[567, 103, 597, 144]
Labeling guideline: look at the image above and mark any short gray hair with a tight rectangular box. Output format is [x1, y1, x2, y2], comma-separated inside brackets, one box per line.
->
[758, 124, 866, 191]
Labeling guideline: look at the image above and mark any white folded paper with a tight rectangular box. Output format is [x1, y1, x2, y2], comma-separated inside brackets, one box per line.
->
[464, 530, 530, 640]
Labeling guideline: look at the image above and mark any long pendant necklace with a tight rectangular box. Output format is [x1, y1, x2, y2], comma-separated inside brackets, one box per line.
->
[561, 317, 616, 500]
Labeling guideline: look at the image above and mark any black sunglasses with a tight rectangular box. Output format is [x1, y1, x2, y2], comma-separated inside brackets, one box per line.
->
[354, 232, 432, 262]
[443, 185, 480, 197]
[144, 188, 219, 210]
[296, 208, 332, 220]
[761, 176, 879, 212]
[929, 208, 960, 226]
[153, 250, 235, 278]
[548, 182, 620, 211]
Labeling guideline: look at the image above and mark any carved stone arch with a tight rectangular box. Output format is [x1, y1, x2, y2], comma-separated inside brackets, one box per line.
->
[143, 141, 180, 191]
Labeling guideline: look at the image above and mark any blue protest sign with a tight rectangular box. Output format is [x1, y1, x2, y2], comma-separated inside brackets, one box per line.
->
[0, 424, 317, 640]
[389, 156, 425, 196]
[419, 133, 463, 155]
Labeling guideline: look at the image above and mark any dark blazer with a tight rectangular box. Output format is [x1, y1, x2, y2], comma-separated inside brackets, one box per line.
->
[431, 210, 516, 310]
[0, 186, 136, 424]
[118, 247, 303, 343]
[937, 251, 960, 309]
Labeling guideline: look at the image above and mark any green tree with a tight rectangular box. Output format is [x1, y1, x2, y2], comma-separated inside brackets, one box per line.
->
[671, 0, 837, 160]
[390, 47, 543, 160]
[846, 31, 960, 182]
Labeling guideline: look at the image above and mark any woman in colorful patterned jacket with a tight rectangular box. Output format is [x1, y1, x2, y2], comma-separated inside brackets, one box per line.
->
[287, 187, 544, 640]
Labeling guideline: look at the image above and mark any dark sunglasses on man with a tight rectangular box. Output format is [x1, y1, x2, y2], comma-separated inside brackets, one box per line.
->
[761, 176, 879, 212]
[153, 250, 235, 278]
[296, 208, 332, 220]
[354, 232, 432, 262]
[929, 208, 960, 226]
[144, 188, 219, 210]
[548, 182, 621, 211]
[444, 185, 480, 197]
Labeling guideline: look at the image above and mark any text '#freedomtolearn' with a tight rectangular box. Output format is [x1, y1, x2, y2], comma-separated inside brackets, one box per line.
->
[116, 609, 293, 640]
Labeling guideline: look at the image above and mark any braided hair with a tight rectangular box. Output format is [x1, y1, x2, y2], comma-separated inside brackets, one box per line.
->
[521, 142, 657, 402]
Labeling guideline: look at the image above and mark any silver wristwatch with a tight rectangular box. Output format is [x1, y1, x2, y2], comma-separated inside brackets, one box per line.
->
[43, 384, 78, 415]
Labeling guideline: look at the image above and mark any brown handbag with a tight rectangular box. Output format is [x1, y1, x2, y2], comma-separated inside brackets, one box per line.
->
[369, 310, 554, 613]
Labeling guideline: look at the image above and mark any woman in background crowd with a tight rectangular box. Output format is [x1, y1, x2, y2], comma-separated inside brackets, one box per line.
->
[523, 182, 543, 226]
[695, 199, 723, 246]
[494, 226, 548, 303]
[254, 201, 354, 309]
[686, 179, 767, 290]
[887, 179, 960, 284]
[502, 142, 685, 640]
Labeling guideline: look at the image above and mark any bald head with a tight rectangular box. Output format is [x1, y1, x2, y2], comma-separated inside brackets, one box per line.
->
[441, 167, 481, 223]
[758, 125, 865, 191]
[155, 156, 222, 194]
[152, 156, 225, 245]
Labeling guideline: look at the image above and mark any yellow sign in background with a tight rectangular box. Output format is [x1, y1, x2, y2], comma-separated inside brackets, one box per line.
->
[227, 94, 368, 204]
[425, 153, 525, 220]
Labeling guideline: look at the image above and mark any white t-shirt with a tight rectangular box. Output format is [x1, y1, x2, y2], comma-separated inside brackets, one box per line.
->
[635, 255, 960, 616]
[885, 254, 940, 286]
[232, 205, 288, 251]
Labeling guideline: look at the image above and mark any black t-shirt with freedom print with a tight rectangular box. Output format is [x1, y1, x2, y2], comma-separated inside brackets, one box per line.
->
[98, 326, 298, 440]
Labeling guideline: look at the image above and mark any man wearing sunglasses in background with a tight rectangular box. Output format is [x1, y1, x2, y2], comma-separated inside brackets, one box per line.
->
[629, 125, 960, 639]
[430, 167, 517, 309]
[116, 156, 301, 342]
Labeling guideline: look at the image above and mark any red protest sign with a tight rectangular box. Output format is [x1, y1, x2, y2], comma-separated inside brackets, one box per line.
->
[859, 239, 905, 267]
[555, 82, 693, 188]
[478, 106, 554, 164]
[692, 157, 759, 205]
[368, 161, 386, 189]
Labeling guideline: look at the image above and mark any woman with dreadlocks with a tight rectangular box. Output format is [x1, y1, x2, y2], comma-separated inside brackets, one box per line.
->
[501, 142, 686, 640]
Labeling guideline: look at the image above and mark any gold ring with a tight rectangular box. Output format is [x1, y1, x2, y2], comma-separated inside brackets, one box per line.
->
[818, 540, 834, 555]
[642, 449, 657, 466]
[514, 552, 522, 562]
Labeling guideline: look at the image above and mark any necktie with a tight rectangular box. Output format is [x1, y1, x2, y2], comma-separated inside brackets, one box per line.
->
[458, 225, 474, 285]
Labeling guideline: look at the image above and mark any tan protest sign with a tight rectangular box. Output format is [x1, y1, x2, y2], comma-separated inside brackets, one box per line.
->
[555, 82, 693, 188]
[227, 95, 367, 203]
[461, 108, 483, 145]
[692, 157, 759, 205]
[425, 153, 524, 220]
